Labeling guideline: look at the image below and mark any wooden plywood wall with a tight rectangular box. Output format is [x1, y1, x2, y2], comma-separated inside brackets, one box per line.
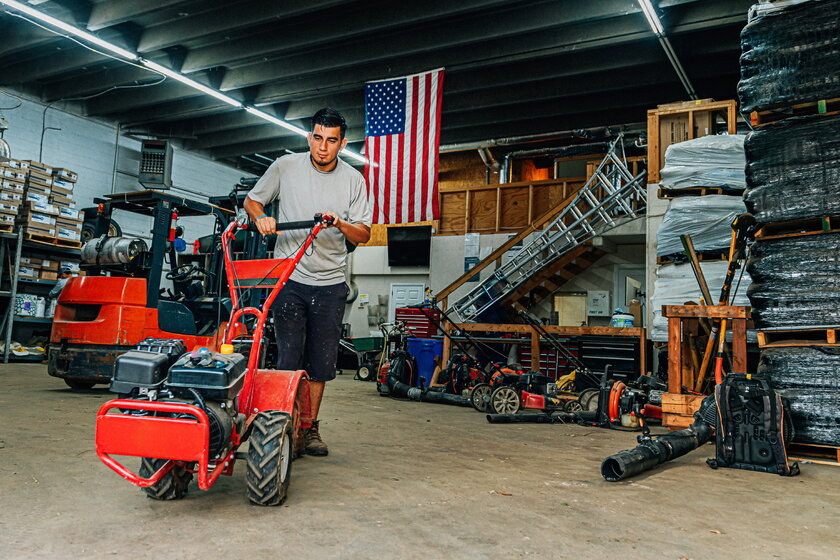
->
[438, 177, 586, 235]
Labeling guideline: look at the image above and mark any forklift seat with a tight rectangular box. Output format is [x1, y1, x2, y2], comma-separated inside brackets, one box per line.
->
[158, 300, 197, 336]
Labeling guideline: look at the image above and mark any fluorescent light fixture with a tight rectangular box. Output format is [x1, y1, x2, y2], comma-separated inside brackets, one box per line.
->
[244, 106, 309, 136]
[2, 0, 369, 164]
[1, 0, 138, 60]
[141, 59, 242, 107]
[637, 0, 664, 36]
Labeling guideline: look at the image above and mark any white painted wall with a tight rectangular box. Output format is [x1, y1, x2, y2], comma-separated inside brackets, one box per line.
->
[1, 91, 251, 248]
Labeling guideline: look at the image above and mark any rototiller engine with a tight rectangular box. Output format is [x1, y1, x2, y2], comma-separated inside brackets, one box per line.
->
[95, 213, 334, 506]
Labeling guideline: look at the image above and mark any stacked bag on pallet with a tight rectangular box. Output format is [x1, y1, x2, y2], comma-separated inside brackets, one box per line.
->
[650, 135, 752, 342]
[650, 260, 753, 343]
[740, 0, 840, 446]
[659, 135, 747, 191]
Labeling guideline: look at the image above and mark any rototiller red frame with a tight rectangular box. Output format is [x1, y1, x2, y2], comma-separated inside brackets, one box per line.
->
[94, 213, 333, 505]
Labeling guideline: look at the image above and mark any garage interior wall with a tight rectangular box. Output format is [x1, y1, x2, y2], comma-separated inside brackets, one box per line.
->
[1, 92, 252, 249]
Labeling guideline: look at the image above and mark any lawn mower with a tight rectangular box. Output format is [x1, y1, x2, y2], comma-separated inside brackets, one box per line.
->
[475, 312, 606, 415]
[487, 366, 665, 431]
[95, 213, 333, 506]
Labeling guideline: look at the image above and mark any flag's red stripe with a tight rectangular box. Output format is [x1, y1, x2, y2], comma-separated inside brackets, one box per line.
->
[420, 72, 432, 222]
[407, 75, 419, 223]
[383, 133, 392, 224]
[396, 132, 405, 224]
[431, 70, 444, 220]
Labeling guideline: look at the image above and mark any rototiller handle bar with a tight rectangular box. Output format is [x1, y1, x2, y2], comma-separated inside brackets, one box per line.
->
[251, 212, 334, 231]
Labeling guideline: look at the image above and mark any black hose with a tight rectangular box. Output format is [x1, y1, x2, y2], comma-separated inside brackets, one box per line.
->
[601, 396, 716, 482]
[385, 366, 470, 407]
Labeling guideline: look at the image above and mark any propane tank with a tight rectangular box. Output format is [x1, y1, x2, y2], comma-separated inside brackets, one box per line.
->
[81, 236, 148, 265]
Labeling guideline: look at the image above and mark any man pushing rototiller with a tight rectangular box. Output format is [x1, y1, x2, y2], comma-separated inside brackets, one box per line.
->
[94, 109, 372, 505]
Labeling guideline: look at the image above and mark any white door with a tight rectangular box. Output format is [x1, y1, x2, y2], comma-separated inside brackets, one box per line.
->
[613, 265, 646, 325]
[388, 283, 425, 323]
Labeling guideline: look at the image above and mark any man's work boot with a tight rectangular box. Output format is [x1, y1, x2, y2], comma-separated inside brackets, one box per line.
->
[303, 420, 329, 456]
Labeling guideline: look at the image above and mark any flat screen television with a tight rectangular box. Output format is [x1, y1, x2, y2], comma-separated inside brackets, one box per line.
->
[387, 225, 432, 267]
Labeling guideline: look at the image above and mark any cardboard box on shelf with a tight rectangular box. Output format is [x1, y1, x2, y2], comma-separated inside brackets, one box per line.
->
[56, 221, 82, 234]
[19, 161, 52, 176]
[24, 191, 49, 205]
[59, 260, 80, 271]
[57, 206, 82, 220]
[56, 226, 81, 242]
[21, 200, 59, 216]
[52, 168, 78, 182]
[1, 180, 24, 194]
[41, 260, 60, 272]
[1, 167, 27, 182]
[4, 159, 26, 170]
[39, 270, 59, 282]
[24, 183, 50, 198]
[26, 174, 51, 188]
[51, 179, 74, 194]
[0, 190, 23, 204]
[0, 202, 19, 215]
[17, 211, 57, 227]
[0, 213, 15, 225]
[19, 266, 39, 279]
[20, 256, 44, 267]
[20, 224, 56, 237]
[50, 192, 76, 206]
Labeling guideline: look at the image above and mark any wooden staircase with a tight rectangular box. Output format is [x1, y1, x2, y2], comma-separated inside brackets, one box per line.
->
[507, 244, 606, 313]
[439, 136, 646, 322]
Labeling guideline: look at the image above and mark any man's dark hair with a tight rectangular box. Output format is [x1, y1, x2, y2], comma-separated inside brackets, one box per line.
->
[311, 108, 347, 139]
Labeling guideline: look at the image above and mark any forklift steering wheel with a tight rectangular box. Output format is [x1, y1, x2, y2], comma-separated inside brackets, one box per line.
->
[166, 264, 211, 282]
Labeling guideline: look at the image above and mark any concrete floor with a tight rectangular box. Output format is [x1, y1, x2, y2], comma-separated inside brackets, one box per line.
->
[0, 364, 837, 559]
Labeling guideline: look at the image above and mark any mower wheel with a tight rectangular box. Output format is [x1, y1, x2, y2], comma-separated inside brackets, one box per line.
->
[564, 400, 583, 413]
[246, 410, 293, 506]
[470, 383, 492, 412]
[139, 458, 193, 500]
[578, 388, 599, 412]
[356, 363, 375, 382]
[490, 386, 521, 415]
[64, 378, 96, 390]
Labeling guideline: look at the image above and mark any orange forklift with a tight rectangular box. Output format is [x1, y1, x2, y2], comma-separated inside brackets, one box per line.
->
[48, 188, 267, 389]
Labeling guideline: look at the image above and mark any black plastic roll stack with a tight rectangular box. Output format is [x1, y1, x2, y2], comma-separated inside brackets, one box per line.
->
[739, 0, 840, 114]
[758, 347, 840, 445]
[747, 233, 840, 329]
[744, 114, 840, 224]
[739, 0, 840, 448]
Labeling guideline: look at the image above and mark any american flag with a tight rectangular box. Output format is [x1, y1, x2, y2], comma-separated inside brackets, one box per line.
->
[364, 68, 444, 224]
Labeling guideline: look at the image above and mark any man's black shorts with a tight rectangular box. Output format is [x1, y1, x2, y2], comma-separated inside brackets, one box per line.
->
[271, 279, 348, 382]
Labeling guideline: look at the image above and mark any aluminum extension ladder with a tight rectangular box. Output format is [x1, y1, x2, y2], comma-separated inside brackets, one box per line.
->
[447, 136, 647, 322]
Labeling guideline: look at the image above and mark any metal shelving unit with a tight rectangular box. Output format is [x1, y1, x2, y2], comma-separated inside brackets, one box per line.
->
[1, 229, 81, 363]
[1, 229, 24, 364]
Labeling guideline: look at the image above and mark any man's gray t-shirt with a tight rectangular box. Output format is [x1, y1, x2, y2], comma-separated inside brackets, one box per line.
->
[246, 152, 372, 286]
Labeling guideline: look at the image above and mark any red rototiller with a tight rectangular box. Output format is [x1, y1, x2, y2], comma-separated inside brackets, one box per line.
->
[94, 214, 333, 505]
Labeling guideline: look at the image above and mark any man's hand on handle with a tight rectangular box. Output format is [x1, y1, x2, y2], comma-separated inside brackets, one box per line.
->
[254, 214, 277, 236]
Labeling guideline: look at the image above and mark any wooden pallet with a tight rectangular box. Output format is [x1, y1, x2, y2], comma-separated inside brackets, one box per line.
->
[0, 223, 13, 233]
[754, 216, 840, 242]
[750, 97, 840, 127]
[757, 328, 840, 348]
[23, 233, 82, 249]
[788, 442, 840, 467]
[657, 186, 744, 199]
[657, 250, 728, 265]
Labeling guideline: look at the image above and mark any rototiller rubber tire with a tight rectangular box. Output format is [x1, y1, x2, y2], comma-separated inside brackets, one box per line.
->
[246, 411, 293, 506]
[139, 457, 193, 500]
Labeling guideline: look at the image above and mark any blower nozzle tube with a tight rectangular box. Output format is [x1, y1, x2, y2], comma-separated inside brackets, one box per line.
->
[601, 396, 716, 482]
